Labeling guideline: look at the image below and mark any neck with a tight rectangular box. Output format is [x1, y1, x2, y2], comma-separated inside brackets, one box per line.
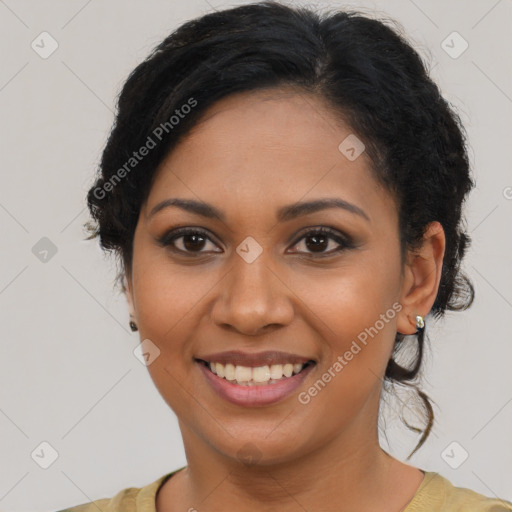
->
[160, 416, 422, 512]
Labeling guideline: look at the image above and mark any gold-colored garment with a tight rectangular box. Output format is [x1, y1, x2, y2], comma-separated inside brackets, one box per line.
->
[56, 468, 512, 511]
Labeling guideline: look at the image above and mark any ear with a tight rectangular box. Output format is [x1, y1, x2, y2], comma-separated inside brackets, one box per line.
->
[396, 221, 446, 335]
[123, 272, 137, 322]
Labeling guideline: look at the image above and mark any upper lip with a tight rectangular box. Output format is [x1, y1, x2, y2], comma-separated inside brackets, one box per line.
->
[195, 350, 315, 367]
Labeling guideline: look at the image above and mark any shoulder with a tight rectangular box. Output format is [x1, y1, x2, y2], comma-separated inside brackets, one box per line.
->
[54, 470, 179, 512]
[405, 471, 512, 512]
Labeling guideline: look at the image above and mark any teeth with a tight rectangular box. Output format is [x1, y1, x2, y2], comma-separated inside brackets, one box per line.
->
[224, 363, 236, 381]
[234, 365, 252, 382]
[215, 362, 225, 378]
[270, 364, 283, 380]
[252, 365, 271, 382]
[293, 363, 303, 374]
[205, 361, 308, 385]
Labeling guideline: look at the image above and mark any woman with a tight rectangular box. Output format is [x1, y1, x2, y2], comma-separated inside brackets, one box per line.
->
[59, 2, 512, 510]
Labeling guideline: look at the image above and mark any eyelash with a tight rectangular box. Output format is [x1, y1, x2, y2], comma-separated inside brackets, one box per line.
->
[157, 226, 354, 258]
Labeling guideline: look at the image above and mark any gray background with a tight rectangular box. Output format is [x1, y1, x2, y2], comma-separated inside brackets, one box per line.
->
[0, 0, 511, 510]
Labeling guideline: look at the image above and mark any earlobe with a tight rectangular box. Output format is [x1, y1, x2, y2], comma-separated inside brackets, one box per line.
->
[123, 274, 138, 332]
[396, 221, 446, 335]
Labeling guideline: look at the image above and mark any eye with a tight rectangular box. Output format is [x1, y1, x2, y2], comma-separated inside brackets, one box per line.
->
[157, 226, 353, 257]
[157, 227, 222, 255]
[288, 227, 352, 257]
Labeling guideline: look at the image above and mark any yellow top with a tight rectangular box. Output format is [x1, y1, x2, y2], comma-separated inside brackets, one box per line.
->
[57, 468, 512, 511]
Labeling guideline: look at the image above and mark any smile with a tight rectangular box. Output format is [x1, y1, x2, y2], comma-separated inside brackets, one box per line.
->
[196, 359, 316, 407]
[198, 359, 314, 386]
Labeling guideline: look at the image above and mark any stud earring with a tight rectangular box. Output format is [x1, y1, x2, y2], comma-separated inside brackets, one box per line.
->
[415, 315, 425, 331]
[129, 320, 138, 332]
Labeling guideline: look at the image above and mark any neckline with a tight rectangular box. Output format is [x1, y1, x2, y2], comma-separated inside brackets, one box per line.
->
[144, 468, 441, 511]
[138, 466, 186, 510]
[402, 471, 442, 510]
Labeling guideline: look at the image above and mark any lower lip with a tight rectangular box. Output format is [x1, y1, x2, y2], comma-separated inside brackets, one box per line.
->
[197, 361, 315, 407]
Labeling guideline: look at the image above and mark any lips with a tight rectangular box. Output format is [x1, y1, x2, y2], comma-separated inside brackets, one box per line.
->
[195, 350, 316, 406]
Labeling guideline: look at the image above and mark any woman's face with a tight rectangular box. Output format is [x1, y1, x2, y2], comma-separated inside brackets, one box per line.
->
[127, 88, 418, 465]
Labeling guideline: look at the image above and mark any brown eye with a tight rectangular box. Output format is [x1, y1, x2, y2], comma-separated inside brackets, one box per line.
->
[181, 233, 207, 251]
[158, 228, 222, 255]
[304, 233, 330, 252]
[289, 227, 352, 257]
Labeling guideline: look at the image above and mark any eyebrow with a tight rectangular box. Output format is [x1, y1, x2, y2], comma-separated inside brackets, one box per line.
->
[277, 197, 370, 223]
[148, 197, 370, 223]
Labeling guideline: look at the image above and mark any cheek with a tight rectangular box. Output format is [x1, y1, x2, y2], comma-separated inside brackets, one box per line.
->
[130, 264, 202, 412]
[130, 246, 226, 403]
[290, 260, 401, 414]
[290, 255, 400, 347]
[132, 263, 209, 350]
[130, 233, 215, 339]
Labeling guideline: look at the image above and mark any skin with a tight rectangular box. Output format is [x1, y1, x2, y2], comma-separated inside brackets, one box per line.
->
[125, 87, 445, 512]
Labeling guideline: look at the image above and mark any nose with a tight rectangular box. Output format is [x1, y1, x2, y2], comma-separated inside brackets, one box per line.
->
[211, 250, 294, 336]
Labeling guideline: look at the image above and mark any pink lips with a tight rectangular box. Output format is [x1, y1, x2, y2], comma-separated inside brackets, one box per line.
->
[197, 360, 315, 407]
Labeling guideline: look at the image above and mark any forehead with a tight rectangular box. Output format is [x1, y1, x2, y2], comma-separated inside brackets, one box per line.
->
[146, 88, 395, 226]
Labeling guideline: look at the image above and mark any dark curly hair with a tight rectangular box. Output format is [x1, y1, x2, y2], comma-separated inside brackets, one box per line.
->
[85, 1, 474, 457]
